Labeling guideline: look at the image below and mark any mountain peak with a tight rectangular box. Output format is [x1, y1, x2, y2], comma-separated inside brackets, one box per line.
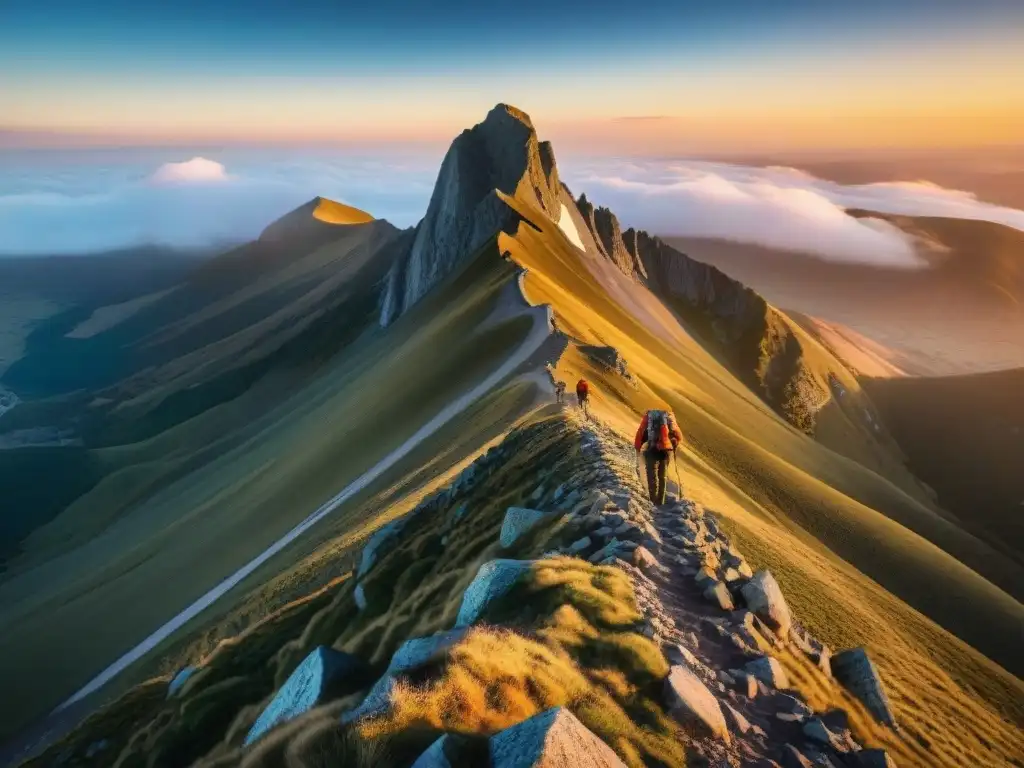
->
[379, 103, 561, 326]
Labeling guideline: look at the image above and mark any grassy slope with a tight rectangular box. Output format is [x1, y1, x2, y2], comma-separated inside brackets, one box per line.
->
[0, 244, 536, 743]
[865, 367, 1024, 564]
[499, 201, 1024, 759]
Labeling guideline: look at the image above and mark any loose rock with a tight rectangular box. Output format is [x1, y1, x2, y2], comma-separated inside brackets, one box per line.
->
[740, 571, 793, 639]
[490, 706, 626, 767]
[663, 665, 731, 744]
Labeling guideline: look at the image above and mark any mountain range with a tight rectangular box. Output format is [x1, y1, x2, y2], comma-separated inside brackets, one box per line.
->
[0, 104, 1021, 768]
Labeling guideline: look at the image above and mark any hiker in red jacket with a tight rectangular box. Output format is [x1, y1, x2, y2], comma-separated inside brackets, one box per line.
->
[575, 378, 591, 416]
[634, 408, 683, 505]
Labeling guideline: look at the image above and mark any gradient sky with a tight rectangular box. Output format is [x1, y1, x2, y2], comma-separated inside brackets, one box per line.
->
[2, 0, 1023, 152]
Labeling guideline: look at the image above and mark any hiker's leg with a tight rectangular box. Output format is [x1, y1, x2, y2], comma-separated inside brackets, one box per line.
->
[644, 452, 658, 502]
[656, 455, 668, 505]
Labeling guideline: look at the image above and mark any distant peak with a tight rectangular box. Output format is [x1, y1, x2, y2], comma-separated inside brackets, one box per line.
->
[311, 197, 374, 225]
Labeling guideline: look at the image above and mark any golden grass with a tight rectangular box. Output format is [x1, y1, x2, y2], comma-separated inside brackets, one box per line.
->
[358, 558, 687, 767]
[494, 195, 1024, 765]
[311, 197, 374, 225]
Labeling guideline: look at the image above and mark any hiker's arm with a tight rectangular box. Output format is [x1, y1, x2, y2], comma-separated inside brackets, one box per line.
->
[633, 415, 648, 450]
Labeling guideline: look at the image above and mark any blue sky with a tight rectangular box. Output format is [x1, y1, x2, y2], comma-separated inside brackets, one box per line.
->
[2, 0, 1022, 150]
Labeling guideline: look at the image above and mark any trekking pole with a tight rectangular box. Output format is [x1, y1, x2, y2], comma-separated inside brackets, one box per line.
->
[673, 448, 682, 499]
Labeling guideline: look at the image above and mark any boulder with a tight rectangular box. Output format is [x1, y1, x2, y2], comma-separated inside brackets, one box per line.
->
[412, 735, 453, 768]
[358, 518, 408, 578]
[343, 629, 466, 724]
[632, 546, 659, 572]
[730, 671, 758, 698]
[744, 656, 789, 689]
[663, 665, 731, 744]
[501, 507, 549, 548]
[664, 643, 699, 667]
[703, 581, 735, 611]
[832, 648, 896, 728]
[779, 745, 814, 768]
[166, 666, 195, 699]
[856, 749, 897, 768]
[247, 646, 366, 744]
[354, 583, 367, 611]
[490, 706, 626, 767]
[567, 536, 592, 554]
[456, 560, 533, 627]
[721, 702, 753, 735]
[694, 567, 717, 586]
[802, 718, 846, 751]
[740, 571, 792, 639]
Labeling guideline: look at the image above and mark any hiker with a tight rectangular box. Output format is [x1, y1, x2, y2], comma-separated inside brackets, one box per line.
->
[576, 378, 590, 415]
[634, 408, 683, 505]
[554, 380, 567, 404]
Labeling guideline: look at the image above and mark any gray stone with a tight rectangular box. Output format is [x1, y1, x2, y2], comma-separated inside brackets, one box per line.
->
[343, 630, 466, 724]
[602, 511, 626, 528]
[530, 485, 546, 503]
[856, 748, 897, 768]
[740, 571, 793, 639]
[593, 526, 615, 540]
[358, 518, 408, 578]
[248, 646, 366, 744]
[703, 581, 735, 611]
[354, 583, 368, 611]
[167, 666, 195, 699]
[802, 718, 847, 752]
[632, 545, 659, 572]
[567, 536, 592, 554]
[501, 507, 549, 548]
[663, 665, 731, 744]
[779, 745, 814, 768]
[665, 643, 699, 667]
[694, 566, 717, 586]
[744, 656, 789, 689]
[456, 560, 533, 627]
[490, 706, 626, 768]
[412, 735, 452, 768]
[832, 648, 896, 727]
[613, 520, 642, 539]
[721, 702, 753, 735]
[721, 567, 743, 583]
[552, 483, 566, 501]
[84, 740, 109, 759]
[563, 489, 582, 507]
[452, 503, 469, 523]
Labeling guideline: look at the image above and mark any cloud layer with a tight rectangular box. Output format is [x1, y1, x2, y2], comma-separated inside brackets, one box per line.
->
[2, 149, 1024, 263]
[0, 150, 439, 255]
[565, 160, 1024, 268]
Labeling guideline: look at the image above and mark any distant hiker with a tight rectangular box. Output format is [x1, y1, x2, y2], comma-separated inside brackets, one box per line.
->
[576, 378, 591, 416]
[555, 380, 567, 404]
[634, 408, 683, 505]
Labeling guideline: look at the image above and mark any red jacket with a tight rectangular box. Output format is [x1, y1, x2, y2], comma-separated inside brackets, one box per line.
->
[634, 411, 682, 451]
[576, 379, 589, 396]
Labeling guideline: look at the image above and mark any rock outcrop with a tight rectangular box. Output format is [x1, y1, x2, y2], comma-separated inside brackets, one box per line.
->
[741, 570, 793, 639]
[663, 665, 731, 743]
[489, 706, 627, 768]
[380, 104, 561, 326]
[455, 559, 533, 627]
[831, 648, 897, 728]
[500, 507, 550, 548]
[245, 646, 365, 745]
[571, 197, 831, 433]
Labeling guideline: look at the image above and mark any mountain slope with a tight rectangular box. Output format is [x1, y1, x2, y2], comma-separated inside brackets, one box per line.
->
[865, 367, 1024, 564]
[2, 105, 1021, 767]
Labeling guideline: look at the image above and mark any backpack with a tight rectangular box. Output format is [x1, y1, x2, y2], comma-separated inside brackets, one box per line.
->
[647, 410, 674, 451]
[576, 379, 589, 395]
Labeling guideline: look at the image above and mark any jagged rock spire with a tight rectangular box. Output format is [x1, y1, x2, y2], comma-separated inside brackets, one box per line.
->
[380, 104, 562, 326]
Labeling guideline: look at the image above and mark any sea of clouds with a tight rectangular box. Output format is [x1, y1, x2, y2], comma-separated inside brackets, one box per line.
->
[2, 149, 1023, 265]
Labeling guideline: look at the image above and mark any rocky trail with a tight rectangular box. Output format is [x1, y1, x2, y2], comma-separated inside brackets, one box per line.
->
[558, 415, 898, 767]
